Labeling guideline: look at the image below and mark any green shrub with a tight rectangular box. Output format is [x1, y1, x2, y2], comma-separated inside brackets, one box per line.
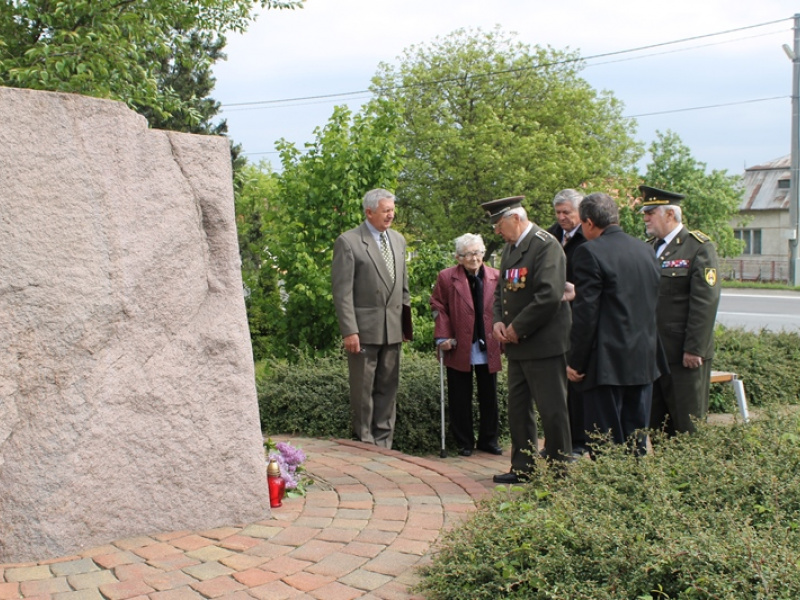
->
[257, 354, 351, 439]
[258, 349, 509, 455]
[711, 326, 800, 411]
[419, 412, 800, 599]
[257, 327, 800, 451]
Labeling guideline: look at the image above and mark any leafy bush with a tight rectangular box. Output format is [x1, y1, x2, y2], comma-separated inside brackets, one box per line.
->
[711, 325, 800, 411]
[406, 240, 452, 354]
[258, 349, 509, 455]
[419, 412, 800, 599]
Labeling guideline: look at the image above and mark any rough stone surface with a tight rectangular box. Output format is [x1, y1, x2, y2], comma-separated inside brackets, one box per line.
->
[0, 87, 269, 563]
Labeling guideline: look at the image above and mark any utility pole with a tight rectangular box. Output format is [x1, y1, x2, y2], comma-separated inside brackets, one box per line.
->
[788, 14, 800, 285]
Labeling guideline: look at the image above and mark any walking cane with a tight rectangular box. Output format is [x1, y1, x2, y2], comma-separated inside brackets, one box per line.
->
[438, 345, 447, 458]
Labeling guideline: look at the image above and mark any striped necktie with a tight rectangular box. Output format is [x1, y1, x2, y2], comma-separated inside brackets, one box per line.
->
[380, 232, 395, 283]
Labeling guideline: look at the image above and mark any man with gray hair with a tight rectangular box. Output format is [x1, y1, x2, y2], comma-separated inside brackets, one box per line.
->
[548, 189, 587, 284]
[639, 185, 721, 436]
[332, 188, 410, 449]
[567, 192, 662, 456]
[481, 195, 573, 483]
[547, 188, 588, 455]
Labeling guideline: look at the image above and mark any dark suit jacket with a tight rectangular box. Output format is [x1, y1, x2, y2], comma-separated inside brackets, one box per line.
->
[430, 264, 502, 374]
[648, 226, 721, 363]
[331, 222, 409, 345]
[547, 223, 587, 283]
[568, 225, 661, 389]
[493, 225, 571, 361]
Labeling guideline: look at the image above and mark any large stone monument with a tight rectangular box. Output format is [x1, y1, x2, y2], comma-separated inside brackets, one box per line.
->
[0, 87, 269, 562]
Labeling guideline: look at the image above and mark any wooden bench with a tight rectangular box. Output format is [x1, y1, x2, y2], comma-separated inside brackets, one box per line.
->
[711, 371, 749, 422]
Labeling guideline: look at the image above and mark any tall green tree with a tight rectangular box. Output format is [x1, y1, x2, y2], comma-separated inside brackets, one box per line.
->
[135, 29, 227, 135]
[266, 101, 402, 358]
[234, 160, 282, 361]
[369, 27, 643, 246]
[0, 0, 302, 129]
[645, 130, 743, 257]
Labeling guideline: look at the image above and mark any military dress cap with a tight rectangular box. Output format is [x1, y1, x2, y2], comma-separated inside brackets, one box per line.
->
[639, 185, 685, 211]
[481, 195, 525, 223]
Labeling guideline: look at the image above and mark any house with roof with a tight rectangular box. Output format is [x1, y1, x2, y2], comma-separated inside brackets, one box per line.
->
[721, 155, 792, 282]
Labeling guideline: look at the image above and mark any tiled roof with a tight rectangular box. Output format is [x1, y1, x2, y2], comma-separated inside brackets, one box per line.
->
[742, 155, 791, 211]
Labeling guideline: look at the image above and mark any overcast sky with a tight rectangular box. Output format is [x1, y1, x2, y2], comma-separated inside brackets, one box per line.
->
[212, 0, 800, 176]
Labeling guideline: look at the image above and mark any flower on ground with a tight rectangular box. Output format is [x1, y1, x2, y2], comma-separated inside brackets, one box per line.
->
[264, 438, 311, 495]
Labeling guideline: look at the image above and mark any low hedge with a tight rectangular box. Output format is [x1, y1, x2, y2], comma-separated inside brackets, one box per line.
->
[419, 412, 800, 599]
[258, 350, 509, 456]
[712, 325, 800, 410]
[257, 327, 800, 455]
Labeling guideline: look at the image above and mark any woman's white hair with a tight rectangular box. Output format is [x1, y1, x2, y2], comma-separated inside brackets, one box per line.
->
[454, 233, 485, 256]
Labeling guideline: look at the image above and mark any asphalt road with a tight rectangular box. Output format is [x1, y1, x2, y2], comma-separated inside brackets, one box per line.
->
[716, 288, 800, 332]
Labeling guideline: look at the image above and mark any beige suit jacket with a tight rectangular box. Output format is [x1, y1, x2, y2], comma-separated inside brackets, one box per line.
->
[332, 222, 409, 345]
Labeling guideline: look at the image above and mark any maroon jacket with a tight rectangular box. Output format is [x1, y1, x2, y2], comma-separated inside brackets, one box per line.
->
[430, 264, 502, 374]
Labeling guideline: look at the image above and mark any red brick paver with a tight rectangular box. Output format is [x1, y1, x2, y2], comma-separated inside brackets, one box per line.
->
[1, 437, 507, 599]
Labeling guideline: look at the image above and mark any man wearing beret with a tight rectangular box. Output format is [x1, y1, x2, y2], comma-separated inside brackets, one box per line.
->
[483, 196, 573, 483]
[639, 185, 721, 435]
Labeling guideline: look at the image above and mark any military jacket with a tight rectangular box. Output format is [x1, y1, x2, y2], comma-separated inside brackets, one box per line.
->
[649, 226, 721, 362]
[493, 224, 571, 360]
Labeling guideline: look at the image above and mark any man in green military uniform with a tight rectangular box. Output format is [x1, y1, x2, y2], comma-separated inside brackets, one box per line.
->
[482, 196, 572, 483]
[639, 185, 721, 435]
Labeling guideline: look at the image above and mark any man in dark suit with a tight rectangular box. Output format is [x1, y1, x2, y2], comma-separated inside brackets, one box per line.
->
[331, 188, 410, 449]
[547, 188, 588, 456]
[567, 192, 661, 456]
[547, 188, 587, 284]
[482, 196, 573, 483]
[639, 185, 721, 435]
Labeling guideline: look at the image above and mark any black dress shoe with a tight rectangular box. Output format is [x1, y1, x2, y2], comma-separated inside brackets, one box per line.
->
[477, 443, 503, 455]
[458, 448, 473, 456]
[492, 471, 530, 484]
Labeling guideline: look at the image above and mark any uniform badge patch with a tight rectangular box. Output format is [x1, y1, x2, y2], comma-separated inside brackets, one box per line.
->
[705, 268, 717, 287]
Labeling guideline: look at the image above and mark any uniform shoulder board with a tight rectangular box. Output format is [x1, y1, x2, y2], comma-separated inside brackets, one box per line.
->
[535, 230, 552, 242]
[690, 230, 711, 243]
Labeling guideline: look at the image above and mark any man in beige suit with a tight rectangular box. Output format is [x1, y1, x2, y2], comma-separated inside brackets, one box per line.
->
[332, 189, 410, 449]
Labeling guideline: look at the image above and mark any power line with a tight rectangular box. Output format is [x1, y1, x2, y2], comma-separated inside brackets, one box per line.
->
[626, 96, 786, 118]
[240, 96, 790, 156]
[587, 29, 787, 68]
[221, 17, 790, 110]
[223, 94, 373, 112]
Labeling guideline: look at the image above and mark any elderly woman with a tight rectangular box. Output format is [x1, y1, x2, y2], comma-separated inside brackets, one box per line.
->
[430, 233, 503, 457]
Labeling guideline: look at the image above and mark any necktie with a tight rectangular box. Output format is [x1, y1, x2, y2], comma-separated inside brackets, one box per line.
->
[561, 233, 571, 248]
[654, 238, 666, 255]
[380, 232, 395, 283]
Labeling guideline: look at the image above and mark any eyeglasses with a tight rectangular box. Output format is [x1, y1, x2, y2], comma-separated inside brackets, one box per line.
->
[457, 251, 484, 259]
[492, 218, 507, 231]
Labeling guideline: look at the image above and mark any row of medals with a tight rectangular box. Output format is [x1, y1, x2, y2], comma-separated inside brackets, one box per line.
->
[506, 276, 526, 291]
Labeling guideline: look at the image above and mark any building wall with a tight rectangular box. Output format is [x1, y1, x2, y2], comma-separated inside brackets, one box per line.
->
[725, 156, 791, 282]
[724, 209, 791, 281]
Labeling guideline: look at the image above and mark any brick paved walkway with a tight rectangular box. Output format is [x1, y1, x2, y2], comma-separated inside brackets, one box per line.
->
[0, 437, 510, 600]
